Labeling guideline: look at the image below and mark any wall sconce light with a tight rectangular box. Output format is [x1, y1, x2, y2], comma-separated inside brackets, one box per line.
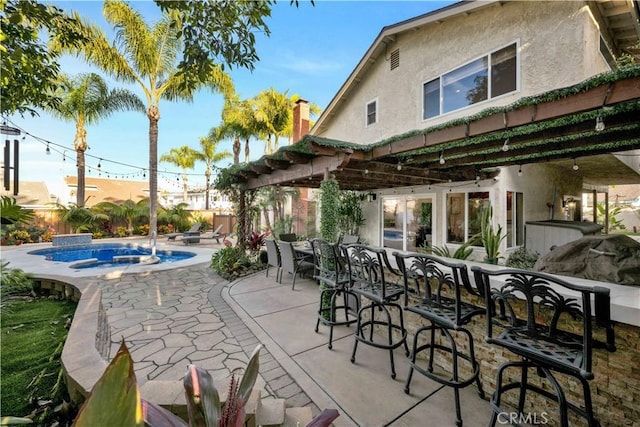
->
[595, 115, 605, 132]
[367, 192, 377, 202]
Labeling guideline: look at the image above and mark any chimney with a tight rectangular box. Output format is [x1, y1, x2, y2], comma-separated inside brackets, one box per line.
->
[292, 98, 310, 143]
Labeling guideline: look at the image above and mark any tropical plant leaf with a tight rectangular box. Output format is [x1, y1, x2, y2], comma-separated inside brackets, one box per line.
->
[0, 416, 34, 425]
[0, 196, 35, 225]
[183, 364, 221, 427]
[236, 344, 261, 405]
[141, 399, 187, 427]
[73, 340, 143, 427]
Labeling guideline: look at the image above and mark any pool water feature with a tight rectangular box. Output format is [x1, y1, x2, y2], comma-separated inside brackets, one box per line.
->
[29, 243, 195, 269]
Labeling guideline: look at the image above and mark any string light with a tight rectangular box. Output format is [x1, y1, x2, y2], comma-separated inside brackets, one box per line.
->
[46, 143, 51, 155]
[502, 137, 510, 152]
[518, 165, 522, 176]
[595, 115, 605, 132]
[364, 168, 369, 174]
[573, 159, 579, 171]
[397, 163, 402, 171]
[439, 150, 445, 165]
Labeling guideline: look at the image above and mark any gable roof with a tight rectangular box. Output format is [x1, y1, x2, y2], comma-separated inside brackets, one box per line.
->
[1, 181, 53, 207]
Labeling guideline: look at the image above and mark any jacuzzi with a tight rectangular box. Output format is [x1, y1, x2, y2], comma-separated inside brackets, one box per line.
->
[525, 220, 602, 256]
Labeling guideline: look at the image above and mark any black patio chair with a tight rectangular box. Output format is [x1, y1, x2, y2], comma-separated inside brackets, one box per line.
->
[471, 266, 616, 427]
[394, 252, 485, 427]
[312, 238, 359, 349]
[344, 244, 408, 379]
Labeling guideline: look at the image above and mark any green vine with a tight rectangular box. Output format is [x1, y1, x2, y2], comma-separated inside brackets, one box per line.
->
[319, 179, 340, 242]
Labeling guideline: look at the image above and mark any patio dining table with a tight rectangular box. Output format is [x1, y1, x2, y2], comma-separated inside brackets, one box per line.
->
[293, 241, 315, 261]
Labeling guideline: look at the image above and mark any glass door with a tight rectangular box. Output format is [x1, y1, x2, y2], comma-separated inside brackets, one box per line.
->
[407, 197, 433, 252]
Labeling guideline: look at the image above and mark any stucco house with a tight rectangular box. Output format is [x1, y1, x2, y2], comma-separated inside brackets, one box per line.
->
[230, 0, 640, 260]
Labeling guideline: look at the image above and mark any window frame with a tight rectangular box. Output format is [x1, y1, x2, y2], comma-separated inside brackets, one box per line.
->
[444, 190, 490, 246]
[365, 98, 378, 127]
[381, 193, 436, 252]
[423, 40, 520, 120]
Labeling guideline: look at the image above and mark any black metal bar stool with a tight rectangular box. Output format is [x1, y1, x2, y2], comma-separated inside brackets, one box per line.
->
[344, 244, 409, 379]
[394, 252, 486, 427]
[312, 238, 359, 349]
[471, 267, 616, 427]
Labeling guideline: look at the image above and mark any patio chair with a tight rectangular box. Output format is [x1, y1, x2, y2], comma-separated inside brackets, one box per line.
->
[278, 240, 314, 290]
[278, 233, 297, 242]
[471, 266, 616, 427]
[344, 244, 408, 379]
[340, 234, 360, 244]
[265, 239, 281, 282]
[182, 224, 224, 244]
[312, 238, 359, 349]
[165, 223, 201, 240]
[395, 252, 485, 426]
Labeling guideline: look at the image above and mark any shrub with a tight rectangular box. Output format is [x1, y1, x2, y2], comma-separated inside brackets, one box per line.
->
[157, 224, 173, 235]
[134, 224, 150, 236]
[0, 262, 34, 299]
[506, 247, 540, 270]
[211, 246, 251, 280]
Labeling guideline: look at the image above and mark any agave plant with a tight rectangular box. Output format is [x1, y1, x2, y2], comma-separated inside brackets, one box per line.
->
[480, 203, 507, 263]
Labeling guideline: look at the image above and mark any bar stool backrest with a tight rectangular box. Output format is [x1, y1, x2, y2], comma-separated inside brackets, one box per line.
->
[394, 252, 481, 326]
[311, 238, 347, 287]
[471, 266, 616, 377]
[343, 244, 395, 298]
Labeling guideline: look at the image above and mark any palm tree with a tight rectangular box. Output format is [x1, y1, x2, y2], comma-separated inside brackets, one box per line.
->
[252, 88, 290, 154]
[197, 129, 232, 210]
[46, 73, 144, 207]
[158, 202, 192, 232]
[58, 0, 233, 252]
[57, 203, 109, 234]
[222, 95, 258, 164]
[160, 146, 198, 204]
[94, 199, 149, 236]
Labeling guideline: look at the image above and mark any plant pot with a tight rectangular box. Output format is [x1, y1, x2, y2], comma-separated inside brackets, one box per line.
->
[484, 257, 499, 265]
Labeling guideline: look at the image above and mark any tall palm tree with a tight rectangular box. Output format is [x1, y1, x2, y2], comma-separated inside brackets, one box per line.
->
[57, 0, 233, 252]
[222, 95, 258, 164]
[252, 88, 290, 154]
[46, 72, 144, 207]
[160, 146, 198, 204]
[197, 129, 232, 209]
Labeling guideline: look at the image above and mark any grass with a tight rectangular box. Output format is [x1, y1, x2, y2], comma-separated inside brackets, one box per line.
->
[1, 297, 76, 423]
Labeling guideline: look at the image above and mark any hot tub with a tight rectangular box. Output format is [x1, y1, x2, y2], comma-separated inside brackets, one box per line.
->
[525, 220, 602, 256]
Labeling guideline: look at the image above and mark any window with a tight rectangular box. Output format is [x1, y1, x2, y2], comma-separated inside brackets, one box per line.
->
[424, 42, 518, 119]
[446, 191, 489, 244]
[506, 191, 524, 247]
[383, 195, 434, 252]
[366, 100, 377, 126]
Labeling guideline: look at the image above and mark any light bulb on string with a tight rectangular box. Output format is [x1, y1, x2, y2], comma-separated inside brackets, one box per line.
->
[397, 163, 402, 171]
[595, 115, 605, 132]
[573, 159, 579, 171]
[439, 151, 445, 165]
[46, 143, 51, 155]
[502, 138, 510, 152]
[518, 165, 522, 176]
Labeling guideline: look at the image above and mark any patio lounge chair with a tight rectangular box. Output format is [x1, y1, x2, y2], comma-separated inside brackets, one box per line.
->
[165, 223, 201, 240]
[182, 224, 225, 245]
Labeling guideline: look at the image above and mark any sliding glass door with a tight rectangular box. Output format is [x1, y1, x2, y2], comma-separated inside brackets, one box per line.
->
[383, 195, 434, 252]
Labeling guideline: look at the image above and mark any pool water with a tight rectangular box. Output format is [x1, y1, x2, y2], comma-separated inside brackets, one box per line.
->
[29, 243, 195, 269]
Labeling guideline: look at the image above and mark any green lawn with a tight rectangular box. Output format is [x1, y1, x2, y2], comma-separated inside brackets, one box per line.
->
[1, 298, 76, 423]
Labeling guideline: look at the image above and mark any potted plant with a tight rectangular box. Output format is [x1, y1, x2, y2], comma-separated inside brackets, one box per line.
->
[480, 203, 506, 264]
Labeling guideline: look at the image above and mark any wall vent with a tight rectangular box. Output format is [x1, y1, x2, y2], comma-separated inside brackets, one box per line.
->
[390, 49, 400, 70]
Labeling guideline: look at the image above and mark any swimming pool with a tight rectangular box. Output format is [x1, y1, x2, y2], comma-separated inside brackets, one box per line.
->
[28, 243, 196, 269]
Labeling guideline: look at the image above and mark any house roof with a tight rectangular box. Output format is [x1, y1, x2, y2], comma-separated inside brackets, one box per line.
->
[1, 181, 53, 207]
[64, 176, 149, 206]
[230, 68, 640, 191]
[313, 0, 640, 136]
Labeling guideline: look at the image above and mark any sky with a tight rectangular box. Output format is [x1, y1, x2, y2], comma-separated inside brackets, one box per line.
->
[5, 0, 456, 195]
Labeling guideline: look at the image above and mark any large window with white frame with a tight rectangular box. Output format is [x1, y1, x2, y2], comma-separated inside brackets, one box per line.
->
[446, 191, 489, 245]
[383, 195, 434, 252]
[423, 42, 518, 120]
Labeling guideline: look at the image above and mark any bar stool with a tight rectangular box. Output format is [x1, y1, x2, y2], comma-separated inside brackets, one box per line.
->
[344, 244, 408, 379]
[312, 238, 358, 349]
[394, 252, 485, 427]
[471, 267, 616, 427]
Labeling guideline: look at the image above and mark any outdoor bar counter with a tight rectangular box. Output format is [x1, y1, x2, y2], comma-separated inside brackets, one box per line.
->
[384, 255, 640, 426]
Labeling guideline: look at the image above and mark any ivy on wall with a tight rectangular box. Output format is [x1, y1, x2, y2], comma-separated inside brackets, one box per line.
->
[320, 179, 340, 242]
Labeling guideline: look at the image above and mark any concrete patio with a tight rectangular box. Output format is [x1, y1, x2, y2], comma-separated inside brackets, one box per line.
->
[1, 238, 491, 426]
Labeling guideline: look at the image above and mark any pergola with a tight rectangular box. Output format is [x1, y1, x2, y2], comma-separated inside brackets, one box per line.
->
[228, 69, 640, 192]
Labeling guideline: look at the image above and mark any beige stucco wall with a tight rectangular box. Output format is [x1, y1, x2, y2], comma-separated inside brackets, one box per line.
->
[316, 1, 610, 145]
